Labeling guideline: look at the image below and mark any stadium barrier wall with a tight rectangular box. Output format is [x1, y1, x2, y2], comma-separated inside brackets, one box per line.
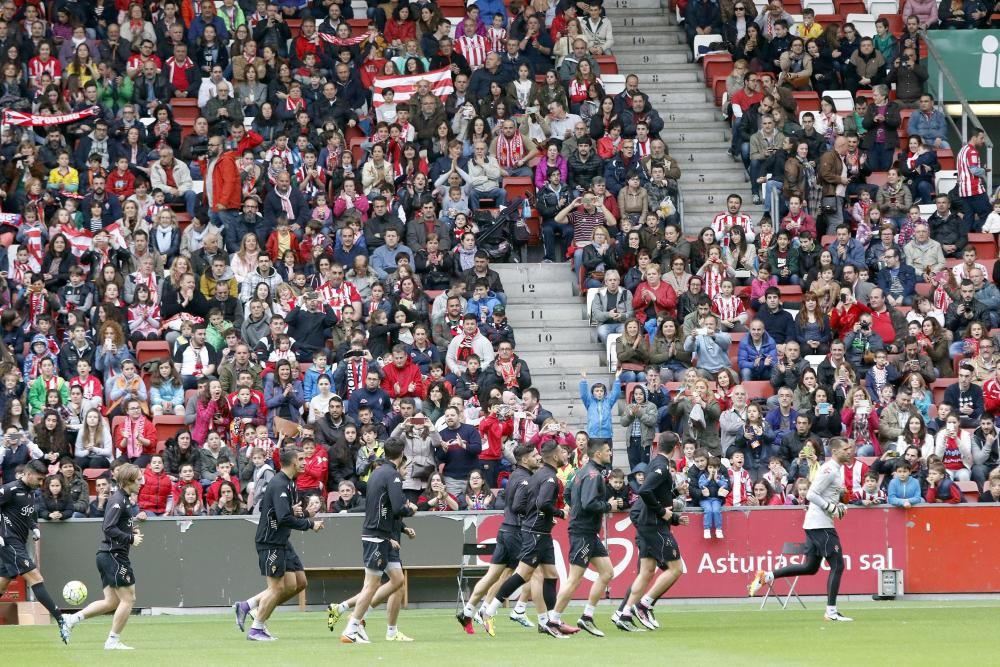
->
[25, 506, 1000, 607]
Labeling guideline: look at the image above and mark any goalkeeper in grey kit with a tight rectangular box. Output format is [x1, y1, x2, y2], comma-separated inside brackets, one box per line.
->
[748, 437, 854, 622]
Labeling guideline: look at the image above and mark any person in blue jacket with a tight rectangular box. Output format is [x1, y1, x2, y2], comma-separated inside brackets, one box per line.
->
[736, 319, 778, 382]
[580, 368, 623, 447]
[887, 459, 923, 507]
[827, 224, 866, 268]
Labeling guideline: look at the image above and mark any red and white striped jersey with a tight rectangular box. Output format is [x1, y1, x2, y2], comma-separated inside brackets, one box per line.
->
[711, 212, 755, 246]
[634, 138, 651, 157]
[712, 294, 746, 322]
[28, 56, 60, 81]
[957, 142, 986, 197]
[455, 34, 488, 71]
[700, 265, 726, 299]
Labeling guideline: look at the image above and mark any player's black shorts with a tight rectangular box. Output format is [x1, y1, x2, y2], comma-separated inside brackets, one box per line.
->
[635, 525, 680, 570]
[0, 538, 35, 578]
[96, 551, 135, 588]
[362, 538, 391, 572]
[804, 528, 842, 561]
[518, 531, 555, 567]
[569, 533, 608, 567]
[491, 528, 522, 569]
[256, 544, 304, 578]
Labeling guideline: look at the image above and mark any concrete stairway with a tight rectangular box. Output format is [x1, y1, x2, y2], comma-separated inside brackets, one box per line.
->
[608, 2, 764, 232]
[493, 263, 632, 467]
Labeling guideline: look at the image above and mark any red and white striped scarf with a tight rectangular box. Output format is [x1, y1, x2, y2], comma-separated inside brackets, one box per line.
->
[495, 132, 524, 169]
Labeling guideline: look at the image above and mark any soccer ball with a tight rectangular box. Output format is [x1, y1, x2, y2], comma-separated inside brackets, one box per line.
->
[62, 581, 88, 606]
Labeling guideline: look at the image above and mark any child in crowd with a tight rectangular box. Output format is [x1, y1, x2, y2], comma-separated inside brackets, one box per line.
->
[980, 469, 1000, 502]
[579, 369, 623, 448]
[924, 462, 962, 503]
[851, 471, 887, 506]
[698, 456, 729, 539]
[726, 450, 754, 507]
[607, 468, 631, 509]
[246, 447, 275, 511]
[763, 456, 788, 493]
[887, 459, 923, 507]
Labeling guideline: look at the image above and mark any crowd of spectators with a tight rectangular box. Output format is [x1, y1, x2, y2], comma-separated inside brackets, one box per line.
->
[0, 0, 997, 527]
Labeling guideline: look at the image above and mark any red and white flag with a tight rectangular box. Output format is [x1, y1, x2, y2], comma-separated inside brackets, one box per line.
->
[59, 224, 92, 256]
[58, 222, 128, 255]
[372, 66, 453, 108]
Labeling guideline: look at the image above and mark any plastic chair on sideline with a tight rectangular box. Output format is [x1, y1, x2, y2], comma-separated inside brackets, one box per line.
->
[759, 542, 809, 610]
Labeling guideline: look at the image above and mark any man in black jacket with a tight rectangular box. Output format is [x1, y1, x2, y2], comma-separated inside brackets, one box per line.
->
[338, 439, 416, 644]
[480, 442, 570, 638]
[285, 292, 339, 362]
[612, 449, 688, 631]
[550, 440, 623, 636]
[234, 447, 324, 641]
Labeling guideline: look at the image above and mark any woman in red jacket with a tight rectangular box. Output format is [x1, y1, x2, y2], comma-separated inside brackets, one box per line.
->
[631, 263, 678, 339]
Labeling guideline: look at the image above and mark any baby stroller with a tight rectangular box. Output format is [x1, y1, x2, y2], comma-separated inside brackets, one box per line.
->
[473, 197, 529, 263]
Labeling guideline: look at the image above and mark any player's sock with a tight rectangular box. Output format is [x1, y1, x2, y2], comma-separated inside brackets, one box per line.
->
[337, 601, 350, 614]
[640, 595, 655, 609]
[542, 578, 557, 612]
[484, 598, 502, 617]
[31, 583, 62, 621]
[386, 625, 397, 639]
[549, 610, 561, 624]
[583, 604, 596, 619]
[345, 617, 360, 634]
[538, 612, 548, 626]
[108, 632, 119, 641]
[248, 595, 260, 611]
[463, 602, 476, 618]
[251, 618, 265, 631]
[513, 600, 528, 614]
[68, 611, 84, 625]
[494, 573, 525, 606]
[826, 605, 837, 616]
[765, 572, 775, 585]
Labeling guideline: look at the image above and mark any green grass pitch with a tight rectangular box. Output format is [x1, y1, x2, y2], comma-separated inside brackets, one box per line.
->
[3, 600, 999, 666]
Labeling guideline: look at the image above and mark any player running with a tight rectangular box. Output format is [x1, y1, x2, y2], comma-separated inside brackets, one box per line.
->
[0, 459, 71, 644]
[748, 436, 854, 622]
[612, 450, 689, 632]
[235, 447, 325, 641]
[64, 464, 145, 649]
[456, 444, 541, 634]
[340, 438, 417, 644]
[480, 442, 572, 639]
[549, 440, 622, 636]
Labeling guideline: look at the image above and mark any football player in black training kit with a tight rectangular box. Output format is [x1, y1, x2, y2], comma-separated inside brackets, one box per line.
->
[340, 438, 418, 644]
[480, 441, 574, 639]
[456, 444, 542, 634]
[549, 440, 624, 637]
[612, 450, 689, 632]
[0, 459, 71, 644]
[236, 446, 325, 641]
[64, 463, 145, 650]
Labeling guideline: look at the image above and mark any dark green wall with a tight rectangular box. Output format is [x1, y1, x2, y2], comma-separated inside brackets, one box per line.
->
[38, 514, 481, 608]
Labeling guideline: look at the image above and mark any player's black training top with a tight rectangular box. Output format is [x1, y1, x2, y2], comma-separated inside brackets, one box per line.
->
[500, 464, 533, 530]
[519, 462, 564, 535]
[254, 471, 314, 546]
[569, 459, 612, 535]
[362, 461, 413, 539]
[98, 489, 136, 555]
[630, 454, 681, 528]
[0, 480, 38, 543]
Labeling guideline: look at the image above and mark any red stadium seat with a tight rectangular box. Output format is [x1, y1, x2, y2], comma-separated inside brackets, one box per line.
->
[956, 480, 980, 503]
[503, 176, 534, 203]
[595, 55, 618, 75]
[349, 136, 366, 164]
[968, 233, 996, 260]
[743, 381, 771, 399]
[778, 284, 804, 304]
[792, 91, 820, 112]
[286, 18, 302, 39]
[932, 377, 958, 404]
[136, 341, 171, 367]
[702, 54, 733, 89]
[879, 14, 903, 33]
[937, 148, 956, 171]
[347, 19, 368, 35]
[153, 415, 185, 445]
